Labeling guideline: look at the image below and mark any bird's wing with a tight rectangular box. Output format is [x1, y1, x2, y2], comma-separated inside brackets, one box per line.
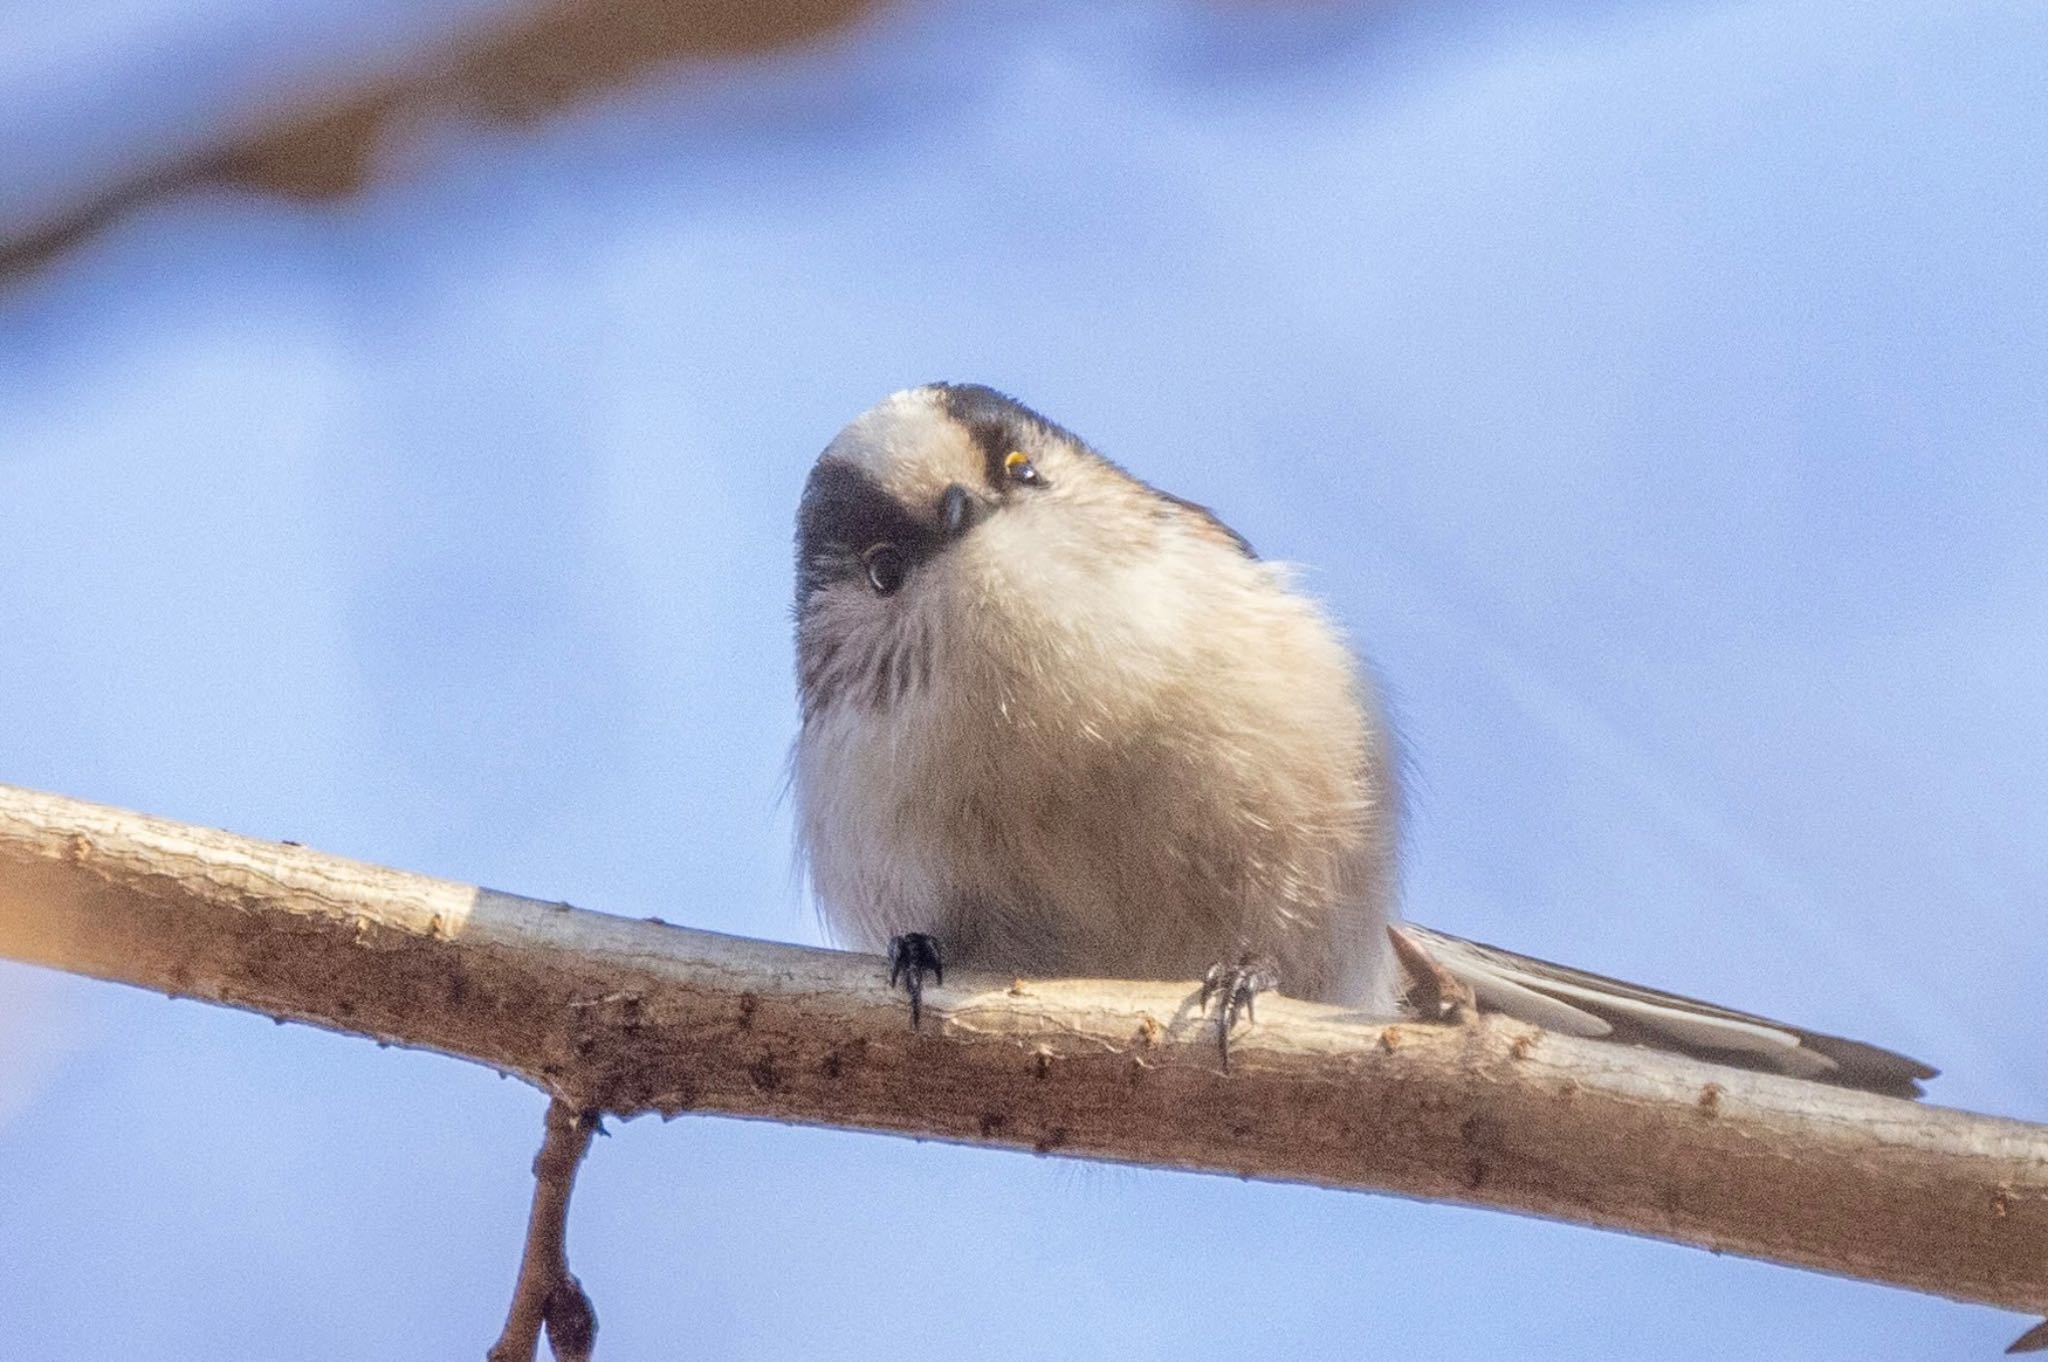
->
[1393, 923, 1937, 1099]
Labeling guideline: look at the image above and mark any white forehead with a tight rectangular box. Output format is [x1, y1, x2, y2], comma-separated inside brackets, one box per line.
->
[819, 386, 963, 479]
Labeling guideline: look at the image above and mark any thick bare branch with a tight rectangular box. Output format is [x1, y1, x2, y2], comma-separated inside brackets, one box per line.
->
[1, 782, 2043, 1320]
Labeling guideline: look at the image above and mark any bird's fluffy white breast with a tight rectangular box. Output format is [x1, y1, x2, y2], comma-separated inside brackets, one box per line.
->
[794, 484, 1400, 1008]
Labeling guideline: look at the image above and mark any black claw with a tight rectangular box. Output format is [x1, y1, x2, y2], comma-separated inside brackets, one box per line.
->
[887, 933, 944, 1028]
[1199, 954, 1279, 1070]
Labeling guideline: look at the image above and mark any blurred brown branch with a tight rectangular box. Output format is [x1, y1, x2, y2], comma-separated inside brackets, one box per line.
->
[0, 0, 880, 285]
[2, 781, 2045, 1339]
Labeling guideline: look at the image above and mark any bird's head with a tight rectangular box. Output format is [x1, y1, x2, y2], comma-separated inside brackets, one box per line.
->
[792, 383, 1256, 723]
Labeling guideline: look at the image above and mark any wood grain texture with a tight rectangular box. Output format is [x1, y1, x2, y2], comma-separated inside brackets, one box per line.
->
[1, 781, 2043, 1316]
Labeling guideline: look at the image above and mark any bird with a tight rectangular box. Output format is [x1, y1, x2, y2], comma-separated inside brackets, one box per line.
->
[787, 381, 1935, 1098]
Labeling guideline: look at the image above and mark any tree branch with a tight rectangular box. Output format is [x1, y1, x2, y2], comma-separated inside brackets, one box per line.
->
[490, 1100, 600, 1362]
[1, 0, 880, 288]
[1, 781, 2044, 1332]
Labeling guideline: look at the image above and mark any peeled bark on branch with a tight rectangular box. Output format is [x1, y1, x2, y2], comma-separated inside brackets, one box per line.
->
[1, 782, 2044, 1323]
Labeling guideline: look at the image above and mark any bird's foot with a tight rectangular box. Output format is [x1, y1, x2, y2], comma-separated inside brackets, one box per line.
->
[887, 933, 944, 1029]
[1199, 954, 1279, 1070]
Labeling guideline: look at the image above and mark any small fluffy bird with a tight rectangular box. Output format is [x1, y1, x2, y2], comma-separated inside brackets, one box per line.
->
[790, 382, 1934, 1097]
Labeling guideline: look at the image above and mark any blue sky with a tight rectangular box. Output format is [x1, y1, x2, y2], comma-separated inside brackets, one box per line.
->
[2, 1, 2044, 1357]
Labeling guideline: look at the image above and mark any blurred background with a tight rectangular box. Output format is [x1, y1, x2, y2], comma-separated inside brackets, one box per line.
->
[2, 0, 2044, 1357]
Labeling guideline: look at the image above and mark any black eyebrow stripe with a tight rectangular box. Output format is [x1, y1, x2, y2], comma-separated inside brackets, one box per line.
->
[934, 382, 1066, 486]
[793, 461, 939, 613]
[963, 413, 1012, 487]
[929, 381, 1257, 556]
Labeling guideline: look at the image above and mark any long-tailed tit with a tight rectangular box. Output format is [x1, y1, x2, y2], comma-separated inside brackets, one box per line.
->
[789, 383, 1933, 1096]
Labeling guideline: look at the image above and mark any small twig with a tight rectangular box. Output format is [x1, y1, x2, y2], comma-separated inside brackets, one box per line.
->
[2010, 1318, 2048, 1354]
[489, 1100, 600, 1362]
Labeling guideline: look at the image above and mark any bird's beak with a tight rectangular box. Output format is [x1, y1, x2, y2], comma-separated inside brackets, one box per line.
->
[940, 483, 983, 539]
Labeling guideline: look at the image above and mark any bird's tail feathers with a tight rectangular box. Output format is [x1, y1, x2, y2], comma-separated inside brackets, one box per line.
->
[1392, 923, 1936, 1099]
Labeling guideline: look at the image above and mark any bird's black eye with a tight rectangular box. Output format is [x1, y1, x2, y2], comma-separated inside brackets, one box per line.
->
[863, 543, 907, 595]
[1002, 450, 1043, 485]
